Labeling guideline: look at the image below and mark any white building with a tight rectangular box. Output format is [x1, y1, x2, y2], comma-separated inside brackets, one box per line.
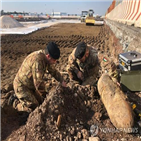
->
[51, 12, 67, 18]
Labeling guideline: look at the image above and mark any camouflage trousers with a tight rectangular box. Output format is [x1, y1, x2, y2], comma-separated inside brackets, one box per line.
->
[13, 78, 40, 113]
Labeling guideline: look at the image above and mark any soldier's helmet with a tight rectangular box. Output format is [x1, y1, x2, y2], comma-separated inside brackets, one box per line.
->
[75, 42, 87, 59]
[46, 42, 60, 59]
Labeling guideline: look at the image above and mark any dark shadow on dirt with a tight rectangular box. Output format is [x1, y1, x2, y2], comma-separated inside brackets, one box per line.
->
[1, 105, 29, 140]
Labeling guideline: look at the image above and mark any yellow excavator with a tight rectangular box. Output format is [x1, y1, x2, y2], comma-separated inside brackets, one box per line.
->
[85, 9, 95, 25]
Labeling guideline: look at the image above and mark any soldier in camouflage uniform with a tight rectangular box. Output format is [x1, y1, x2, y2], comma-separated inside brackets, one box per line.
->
[66, 42, 100, 86]
[100, 56, 119, 84]
[13, 42, 66, 113]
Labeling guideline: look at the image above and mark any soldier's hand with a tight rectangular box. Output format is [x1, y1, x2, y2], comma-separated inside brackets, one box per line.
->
[61, 81, 67, 87]
[77, 71, 84, 80]
[117, 82, 120, 87]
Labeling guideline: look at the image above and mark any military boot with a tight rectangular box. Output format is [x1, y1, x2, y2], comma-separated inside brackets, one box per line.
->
[14, 102, 33, 113]
[8, 94, 32, 113]
[7, 94, 18, 106]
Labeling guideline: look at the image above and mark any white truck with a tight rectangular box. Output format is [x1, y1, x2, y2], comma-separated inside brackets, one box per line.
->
[80, 11, 88, 22]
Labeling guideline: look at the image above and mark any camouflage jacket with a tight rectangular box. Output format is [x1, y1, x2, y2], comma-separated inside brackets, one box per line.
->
[14, 50, 63, 92]
[67, 46, 99, 80]
[100, 56, 119, 83]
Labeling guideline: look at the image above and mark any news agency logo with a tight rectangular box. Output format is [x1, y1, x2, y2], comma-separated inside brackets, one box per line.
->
[90, 124, 99, 136]
[90, 124, 139, 136]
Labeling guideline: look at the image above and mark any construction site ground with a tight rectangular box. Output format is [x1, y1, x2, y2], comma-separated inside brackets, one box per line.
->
[1, 23, 141, 141]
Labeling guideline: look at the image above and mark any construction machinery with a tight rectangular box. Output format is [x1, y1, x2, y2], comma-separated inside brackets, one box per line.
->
[85, 9, 104, 25]
[80, 11, 88, 22]
[85, 9, 95, 25]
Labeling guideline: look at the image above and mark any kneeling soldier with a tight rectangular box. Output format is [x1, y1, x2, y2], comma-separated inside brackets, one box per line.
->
[12, 42, 66, 113]
[66, 42, 100, 86]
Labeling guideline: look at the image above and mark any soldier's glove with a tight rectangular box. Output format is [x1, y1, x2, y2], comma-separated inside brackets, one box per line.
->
[77, 71, 84, 81]
[45, 83, 51, 92]
[61, 81, 67, 87]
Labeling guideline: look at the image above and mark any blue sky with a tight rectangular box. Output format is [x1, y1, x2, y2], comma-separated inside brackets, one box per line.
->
[1, 0, 113, 16]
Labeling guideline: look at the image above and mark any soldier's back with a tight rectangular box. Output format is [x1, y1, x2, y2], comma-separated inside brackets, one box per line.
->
[14, 50, 46, 89]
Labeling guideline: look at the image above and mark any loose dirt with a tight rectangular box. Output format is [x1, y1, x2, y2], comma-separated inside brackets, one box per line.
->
[0, 15, 24, 28]
[1, 23, 141, 141]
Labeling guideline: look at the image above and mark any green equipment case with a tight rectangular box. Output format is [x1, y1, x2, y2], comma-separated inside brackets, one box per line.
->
[120, 71, 141, 92]
[119, 51, 141, 71]
[119, 51, 141, 92]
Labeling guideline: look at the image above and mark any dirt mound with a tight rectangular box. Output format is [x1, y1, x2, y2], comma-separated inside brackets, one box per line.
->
[0, 15, 24, 28]
[3, 84, 141, 141]
[6, 84, 96, 140]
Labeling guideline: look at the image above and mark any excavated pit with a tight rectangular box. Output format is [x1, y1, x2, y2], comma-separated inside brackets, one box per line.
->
[1, 23, 141, 141]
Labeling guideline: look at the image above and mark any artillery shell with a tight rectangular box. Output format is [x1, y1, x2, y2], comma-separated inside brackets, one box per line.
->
[98, 74, 134, 132]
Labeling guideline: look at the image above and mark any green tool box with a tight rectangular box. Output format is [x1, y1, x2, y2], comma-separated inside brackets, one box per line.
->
[119, 51, 141, 92]
[119, 51, 141, 71]
[120, 71, 141, 92]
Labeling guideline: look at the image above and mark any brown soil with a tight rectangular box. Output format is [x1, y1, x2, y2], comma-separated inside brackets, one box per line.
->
[1, 23, 141, 141]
